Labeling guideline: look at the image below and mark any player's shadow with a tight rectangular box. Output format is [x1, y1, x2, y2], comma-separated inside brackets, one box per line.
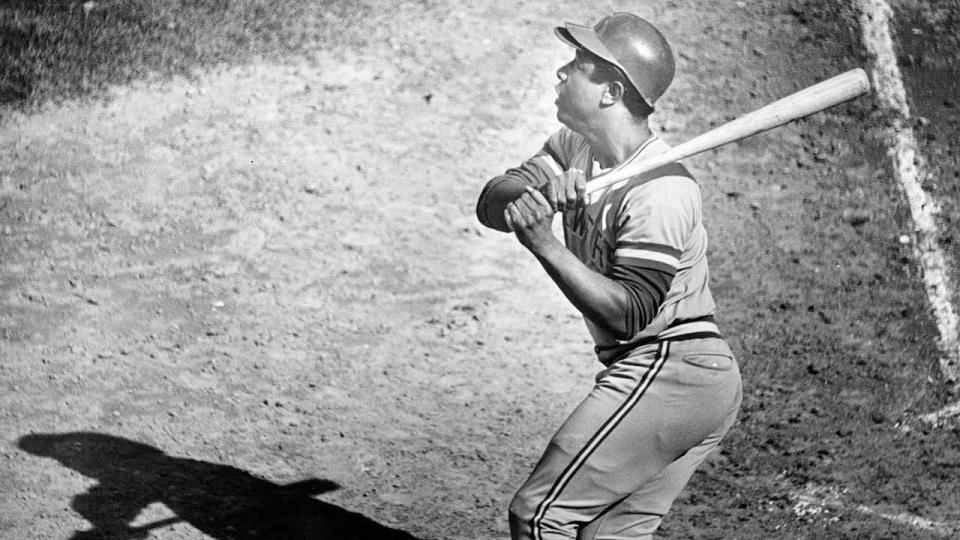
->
[18, 432, 421, 540]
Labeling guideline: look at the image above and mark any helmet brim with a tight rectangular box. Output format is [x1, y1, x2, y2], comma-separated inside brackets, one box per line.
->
[554, 24, 621, 69]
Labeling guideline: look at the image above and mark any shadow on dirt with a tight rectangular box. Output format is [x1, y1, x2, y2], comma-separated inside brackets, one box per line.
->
[18, 432, 421, 540]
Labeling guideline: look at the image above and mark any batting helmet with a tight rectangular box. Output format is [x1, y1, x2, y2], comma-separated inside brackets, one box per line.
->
[555, 13, 675, 109]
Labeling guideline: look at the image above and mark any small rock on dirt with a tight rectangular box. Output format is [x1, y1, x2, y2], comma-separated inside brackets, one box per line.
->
[842, 208, 871, 226]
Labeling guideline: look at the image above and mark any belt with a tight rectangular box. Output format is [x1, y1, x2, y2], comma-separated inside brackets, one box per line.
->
[596, 315, 723, 365]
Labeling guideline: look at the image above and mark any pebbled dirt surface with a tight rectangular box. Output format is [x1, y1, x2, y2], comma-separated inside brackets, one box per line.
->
[2, 1, 959, 539]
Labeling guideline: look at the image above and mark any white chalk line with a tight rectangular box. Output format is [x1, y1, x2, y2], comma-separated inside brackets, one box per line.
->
[743, 4, 960, 535]
[919, 399, 960, 425]
[792, 484, 960, 536]
[858, 0, 960, 423]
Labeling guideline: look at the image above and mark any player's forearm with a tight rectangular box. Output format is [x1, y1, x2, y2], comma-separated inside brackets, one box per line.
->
[530, 239, 633, 339]
[477, 165, 557, 232]
[477, 176, 539, 232]
[477, 177, 525, 232]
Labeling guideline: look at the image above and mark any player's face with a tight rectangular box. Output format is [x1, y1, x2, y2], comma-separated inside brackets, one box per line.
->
[554, 50, 606, 132]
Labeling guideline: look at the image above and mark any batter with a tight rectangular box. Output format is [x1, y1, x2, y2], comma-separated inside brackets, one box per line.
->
[475, 13, 742, 539]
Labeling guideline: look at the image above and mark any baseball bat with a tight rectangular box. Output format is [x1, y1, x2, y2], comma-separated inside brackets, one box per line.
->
[585, 67, 871, 200]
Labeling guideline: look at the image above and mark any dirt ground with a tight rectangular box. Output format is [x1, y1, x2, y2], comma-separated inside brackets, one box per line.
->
[2, 1, 960, 539]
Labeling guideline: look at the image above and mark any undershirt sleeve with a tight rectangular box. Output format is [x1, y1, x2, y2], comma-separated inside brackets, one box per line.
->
[610, 264, 672, 339]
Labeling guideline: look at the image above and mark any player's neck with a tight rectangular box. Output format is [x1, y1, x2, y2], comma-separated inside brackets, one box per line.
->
[588, 115, 653, 169]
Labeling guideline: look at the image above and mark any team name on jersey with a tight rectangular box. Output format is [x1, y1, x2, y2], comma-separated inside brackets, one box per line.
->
[564, 202, 614, 275]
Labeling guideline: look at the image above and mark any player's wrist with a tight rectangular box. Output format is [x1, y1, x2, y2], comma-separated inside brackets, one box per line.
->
[527, 234, 565, 258]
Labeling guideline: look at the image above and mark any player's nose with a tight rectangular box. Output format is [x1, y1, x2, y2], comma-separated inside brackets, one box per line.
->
[555, 67, 568, 93]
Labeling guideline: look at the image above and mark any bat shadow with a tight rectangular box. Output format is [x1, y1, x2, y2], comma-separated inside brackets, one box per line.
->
[17, 432, 422, 540]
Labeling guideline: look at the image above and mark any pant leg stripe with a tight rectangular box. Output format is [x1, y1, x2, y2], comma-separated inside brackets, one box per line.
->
[530, 341, 670, 539]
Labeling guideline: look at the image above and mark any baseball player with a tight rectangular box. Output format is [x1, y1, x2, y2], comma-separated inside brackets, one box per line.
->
[475, 13, 743, 540]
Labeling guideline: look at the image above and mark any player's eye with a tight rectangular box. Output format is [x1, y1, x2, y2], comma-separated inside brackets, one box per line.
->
[573, 51, 589, 68]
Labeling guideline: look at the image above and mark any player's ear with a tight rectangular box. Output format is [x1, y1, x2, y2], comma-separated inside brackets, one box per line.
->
[600, 80, 625, 107]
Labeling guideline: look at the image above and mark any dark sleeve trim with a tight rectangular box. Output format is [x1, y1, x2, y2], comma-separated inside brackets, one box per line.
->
[541, 143, 566, 171]
[613, 257, 678, 276]
[615, 240, 682, 258]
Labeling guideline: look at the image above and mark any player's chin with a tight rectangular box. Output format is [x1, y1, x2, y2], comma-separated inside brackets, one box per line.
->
[556, 114, 579, 133]
[555, 102, 577, 129]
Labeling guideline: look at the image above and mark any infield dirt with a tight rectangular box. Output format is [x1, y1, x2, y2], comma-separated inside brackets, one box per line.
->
[2, 1, 959, 539]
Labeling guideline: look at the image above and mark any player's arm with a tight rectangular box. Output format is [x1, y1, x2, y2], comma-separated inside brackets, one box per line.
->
[505, 187, 671, 339]
[477, 130, 585, 232]
[477, 172, 540, 232]
[478, 168, 587, 232]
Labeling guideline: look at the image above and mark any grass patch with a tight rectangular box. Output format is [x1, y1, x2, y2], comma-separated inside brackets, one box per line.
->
[0, 0, 370, 111]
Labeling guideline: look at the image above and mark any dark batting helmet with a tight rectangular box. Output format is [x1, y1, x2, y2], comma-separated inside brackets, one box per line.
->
[555, 13, 675, 109]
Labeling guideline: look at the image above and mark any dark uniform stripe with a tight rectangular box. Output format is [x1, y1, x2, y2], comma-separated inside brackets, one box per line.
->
[614, 241, 682, 258]
[613, 257, 677, 276]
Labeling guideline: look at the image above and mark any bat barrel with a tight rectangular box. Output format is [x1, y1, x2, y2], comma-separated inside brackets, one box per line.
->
[585, 68, 871, 198]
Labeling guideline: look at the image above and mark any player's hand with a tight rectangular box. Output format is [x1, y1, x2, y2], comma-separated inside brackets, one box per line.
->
[542, 168, 586, 212]
[504, 186, 558, 253]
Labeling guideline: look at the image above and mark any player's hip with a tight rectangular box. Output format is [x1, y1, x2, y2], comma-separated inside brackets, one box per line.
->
[595, 336, 742, 415]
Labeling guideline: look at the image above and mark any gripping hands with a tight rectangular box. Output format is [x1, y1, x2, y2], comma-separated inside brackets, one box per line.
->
[543, 167, 586, 213]
[504, 168, 585, 252]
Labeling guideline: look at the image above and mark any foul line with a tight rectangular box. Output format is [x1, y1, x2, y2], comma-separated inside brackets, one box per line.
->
[858, 0, 960, 419]
[792, 484, 960, 536]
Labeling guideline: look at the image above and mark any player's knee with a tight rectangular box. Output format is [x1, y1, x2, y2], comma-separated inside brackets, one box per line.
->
[508, 492, 531, 531]
[509, 489, 581, 539]
[508, 487, 540, 538]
